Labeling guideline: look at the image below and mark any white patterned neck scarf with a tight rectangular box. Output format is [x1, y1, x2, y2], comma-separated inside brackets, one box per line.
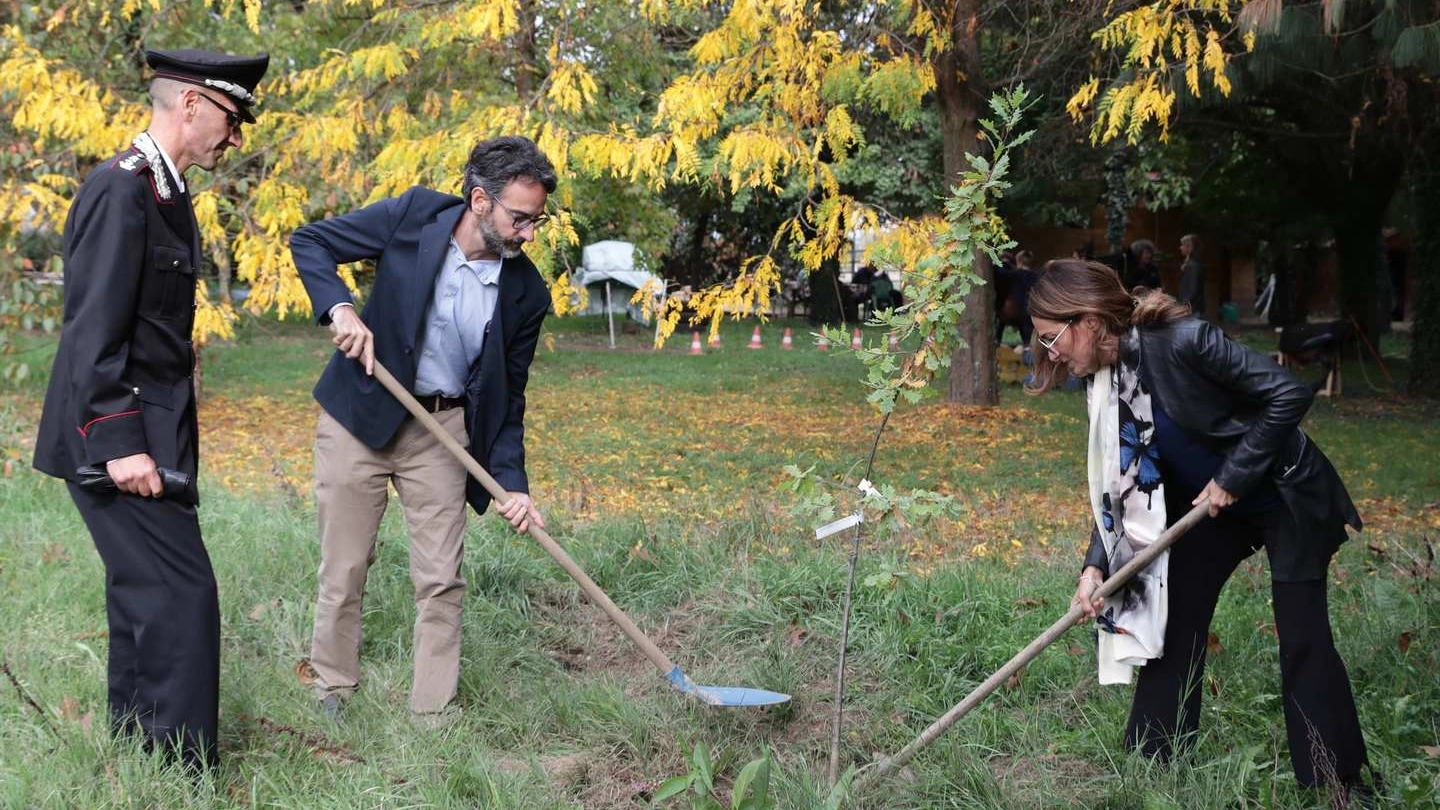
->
[1085, 327, 1169, 685]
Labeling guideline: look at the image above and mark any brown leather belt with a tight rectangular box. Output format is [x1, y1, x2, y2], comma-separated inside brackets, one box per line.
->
[414, 393, 465, 412]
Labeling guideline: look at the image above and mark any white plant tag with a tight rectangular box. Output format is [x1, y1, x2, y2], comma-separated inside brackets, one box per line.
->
[814, 511, 863, 540]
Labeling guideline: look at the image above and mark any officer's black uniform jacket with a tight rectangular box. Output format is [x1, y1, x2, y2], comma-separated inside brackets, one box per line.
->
[1082, 318, 1362, 582]
[34, 138, 201, 482]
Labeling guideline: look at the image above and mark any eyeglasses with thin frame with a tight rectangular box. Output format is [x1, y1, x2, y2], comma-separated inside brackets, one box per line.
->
[488, 194, 551, 231]
[1038, 319, 1073, 353]
[196, 92, 244, 133]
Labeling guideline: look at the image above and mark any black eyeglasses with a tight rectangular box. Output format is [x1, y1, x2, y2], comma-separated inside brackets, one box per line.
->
[197, 93, 243, 132]
[488, 195, 550, 230]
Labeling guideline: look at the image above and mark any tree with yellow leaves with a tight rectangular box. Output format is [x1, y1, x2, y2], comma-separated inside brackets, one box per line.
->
[0, 0, 687, 355]
[613, 0, 1107, 403]
[2, 0, 1099, 404]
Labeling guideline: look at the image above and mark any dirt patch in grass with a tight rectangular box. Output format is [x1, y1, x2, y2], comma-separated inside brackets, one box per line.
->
[986, 751, 1104, 802]
[533, 587, 701, 688]
[573, 751, 666, 809]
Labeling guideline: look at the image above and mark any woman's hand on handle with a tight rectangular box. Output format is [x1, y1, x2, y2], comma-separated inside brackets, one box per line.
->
[1072, 565, 1105, 621]
[1194, 479, 1235, 517]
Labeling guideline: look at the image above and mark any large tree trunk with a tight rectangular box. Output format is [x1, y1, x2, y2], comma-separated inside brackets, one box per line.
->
[1327, 110, 1407, 340]
[1409, 153, 1440, 398]
[1331, 208, 1388, 341]
[515, 0, 539, 100]
[936, 0, 996, 405]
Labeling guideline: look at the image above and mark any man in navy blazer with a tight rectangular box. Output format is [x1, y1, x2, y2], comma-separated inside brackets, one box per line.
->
[292, 136, 555, 722]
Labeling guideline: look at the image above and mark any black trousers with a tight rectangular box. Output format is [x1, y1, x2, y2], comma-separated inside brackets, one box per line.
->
[68, 483, 219, 769]
[1123, 495, 1367, 786]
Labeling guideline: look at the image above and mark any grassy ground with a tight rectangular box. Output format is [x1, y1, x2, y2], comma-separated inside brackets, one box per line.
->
[0, 314, 1436, 809]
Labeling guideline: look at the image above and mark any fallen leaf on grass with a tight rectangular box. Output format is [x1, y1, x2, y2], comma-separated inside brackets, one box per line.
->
[786, 626, 808, 646]
[1207, 632, 1222, 655]
[59, 696, 81, 721]
[1013, 597, 1043, 608]
[294, 658, 318, 687]
[1005, 666, 1025, 690]
[1420, 745, 1440, 758]
[1397, 631, 1412, 654]
[1067, 643, 1085, 657]
[41, 544, 69, 564]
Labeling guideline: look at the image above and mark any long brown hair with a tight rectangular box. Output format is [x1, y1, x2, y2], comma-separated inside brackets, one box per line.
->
[1024, 259, 1191, 394]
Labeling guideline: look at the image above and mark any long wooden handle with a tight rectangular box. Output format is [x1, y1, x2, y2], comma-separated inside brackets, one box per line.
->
[855, 501, 1210, 792]
[371, 361, 678, 677]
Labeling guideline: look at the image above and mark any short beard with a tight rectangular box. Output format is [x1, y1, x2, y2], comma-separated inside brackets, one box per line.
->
[478, 214, 525, 259]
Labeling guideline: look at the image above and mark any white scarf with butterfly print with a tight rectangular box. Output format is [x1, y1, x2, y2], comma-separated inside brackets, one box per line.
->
[1086, 327, 1169, 685]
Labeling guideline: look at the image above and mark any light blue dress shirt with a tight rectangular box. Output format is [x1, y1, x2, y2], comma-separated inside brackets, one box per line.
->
[413, 239, 502, 397]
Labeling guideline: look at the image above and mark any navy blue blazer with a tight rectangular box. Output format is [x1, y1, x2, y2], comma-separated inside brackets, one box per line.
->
[291, 186, 548, 515]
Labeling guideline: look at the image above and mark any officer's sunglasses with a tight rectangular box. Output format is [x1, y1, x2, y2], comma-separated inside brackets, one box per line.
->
[197, 93, 244, 132]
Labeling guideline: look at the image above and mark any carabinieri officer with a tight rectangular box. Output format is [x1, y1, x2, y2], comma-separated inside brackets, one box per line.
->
[34, 48, 268, 769]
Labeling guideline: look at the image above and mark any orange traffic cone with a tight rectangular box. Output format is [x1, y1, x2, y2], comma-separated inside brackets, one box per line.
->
[781, 327, 794, 350]
[690, 331, 703, 355]
[747, 325, 763, 349]
[708, 330, 721, 348]
[851, 328, 863, 350]
[816, 333, 830, 351]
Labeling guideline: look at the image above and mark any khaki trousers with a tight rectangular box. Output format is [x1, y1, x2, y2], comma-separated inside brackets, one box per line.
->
[309, 408, 469, 713]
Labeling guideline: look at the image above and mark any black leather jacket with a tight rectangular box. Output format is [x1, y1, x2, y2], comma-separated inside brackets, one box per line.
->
[1082, 319, 1361, 582]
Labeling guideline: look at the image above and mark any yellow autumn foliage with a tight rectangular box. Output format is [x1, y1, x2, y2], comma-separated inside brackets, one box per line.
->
[3, 0, 947, 355]
[1069, 0, 1253, 143]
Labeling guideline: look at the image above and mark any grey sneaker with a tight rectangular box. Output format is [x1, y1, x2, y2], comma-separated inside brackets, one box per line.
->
[318, 692, 344, 724]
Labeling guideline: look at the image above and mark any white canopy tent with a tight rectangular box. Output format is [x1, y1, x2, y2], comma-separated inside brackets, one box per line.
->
[571, 240, 665, 348]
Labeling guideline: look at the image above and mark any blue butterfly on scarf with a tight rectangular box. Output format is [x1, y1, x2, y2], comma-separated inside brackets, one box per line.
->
[1118, 407, 1162, 495]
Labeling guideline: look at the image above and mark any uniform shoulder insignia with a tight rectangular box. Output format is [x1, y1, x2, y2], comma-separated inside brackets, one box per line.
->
[116, 149, 150, 174]
[128, 133, 174, 202]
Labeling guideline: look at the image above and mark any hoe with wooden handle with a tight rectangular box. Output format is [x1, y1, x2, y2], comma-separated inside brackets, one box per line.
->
[372, 360, 789, 707]
[851, 501, 1210, 794]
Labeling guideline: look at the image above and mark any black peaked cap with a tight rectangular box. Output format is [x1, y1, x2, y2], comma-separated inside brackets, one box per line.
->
[146, 49, 270, 123]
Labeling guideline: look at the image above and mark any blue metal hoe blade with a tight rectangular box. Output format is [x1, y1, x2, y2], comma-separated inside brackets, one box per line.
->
[666, 666, 790, 707]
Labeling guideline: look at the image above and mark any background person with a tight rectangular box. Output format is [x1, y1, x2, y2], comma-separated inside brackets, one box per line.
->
[1025, 259, 1371, 800]
[996, 250, 1037, 344]
[1126, 239, 1162, 289]
[33, 47, 269, 769]
[1177, 233, 1206, 319]
[292, 136, 555, 725]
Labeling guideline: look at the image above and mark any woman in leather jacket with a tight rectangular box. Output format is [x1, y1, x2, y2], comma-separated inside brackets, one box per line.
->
[1025, 260, 1369, 795]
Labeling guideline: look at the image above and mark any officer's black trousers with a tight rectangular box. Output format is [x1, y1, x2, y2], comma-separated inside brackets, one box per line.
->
[68, 483, 219, 769]
[1122, 497, 1367, 787]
